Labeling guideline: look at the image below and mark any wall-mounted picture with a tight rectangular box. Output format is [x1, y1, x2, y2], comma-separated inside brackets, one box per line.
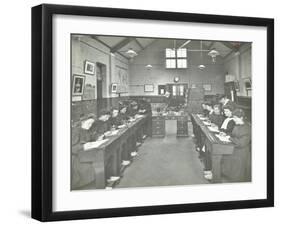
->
[144, 84, 154, 92]
[111, 83, 118, 93]
[84, 60, 95, 75]
[83, 84, 95, 100]
[72, 74, 85, 95]
[244, 78, 252, 90]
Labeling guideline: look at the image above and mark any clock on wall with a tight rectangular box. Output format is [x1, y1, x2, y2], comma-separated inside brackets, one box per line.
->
[174, 77, 179, 83]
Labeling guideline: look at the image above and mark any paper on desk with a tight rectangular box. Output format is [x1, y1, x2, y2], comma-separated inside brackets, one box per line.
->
[83, 139, 109, 150]
[203, 121, 211, 126]
[215, 134, 231, 143]
[135, 114, 144, 118]
[104, 130, 119, 136]
[208, 126, 220, 133]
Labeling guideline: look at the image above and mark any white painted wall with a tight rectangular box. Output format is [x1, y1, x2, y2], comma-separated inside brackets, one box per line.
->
[129, 39, 225, 96]
[224, 45, 252, 96]
[71, 35, 129, 100]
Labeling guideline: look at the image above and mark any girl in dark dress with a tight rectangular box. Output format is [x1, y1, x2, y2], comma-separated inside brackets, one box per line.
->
[109, 107, 123, 128]
[220, 105, 235, 135]
[221, 109, 251, 182]
[209, 104, 224, 127]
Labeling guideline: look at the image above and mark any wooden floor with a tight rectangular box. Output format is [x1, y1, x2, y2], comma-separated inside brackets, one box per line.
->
[78, 122, 209, 190]
[116, 133, 208, 188]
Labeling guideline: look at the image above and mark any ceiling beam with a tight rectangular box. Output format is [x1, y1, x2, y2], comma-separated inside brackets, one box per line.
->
[117, 52, 130, 61]
[207, 41, 215, 49]
[223, 49, 236, 59]
[221, 41, 237, 50]
[134, 38, 144, 50]
[177, 40, 191, 49]
[90, 36, 112, 50]
[111, 38, 134, 53]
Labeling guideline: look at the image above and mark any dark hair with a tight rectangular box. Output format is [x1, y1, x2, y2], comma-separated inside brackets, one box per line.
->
[119, 104, 127, 111]
[204, 102, 212, 107]
[222, 104, 235, 112]
[111, 106, 119, 112]
[232, 108, 245, 118]
[213, 104, 221, 111]
[99, 109, 110, 116]
[219, 94, 227, 100]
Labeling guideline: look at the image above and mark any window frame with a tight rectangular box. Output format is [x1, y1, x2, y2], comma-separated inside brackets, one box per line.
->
[165, 48, 187, 69]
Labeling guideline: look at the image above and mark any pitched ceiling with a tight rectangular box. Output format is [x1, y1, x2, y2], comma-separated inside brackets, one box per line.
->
[91, 35, 243, 60]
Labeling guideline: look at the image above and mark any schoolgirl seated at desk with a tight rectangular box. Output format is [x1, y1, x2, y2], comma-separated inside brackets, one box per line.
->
[209, 104, 224, 127]
[221, 108, 251, 182]
[220, 105, 235, 135]
[80, 110, 111, 143]
[109, 107, 123, 129]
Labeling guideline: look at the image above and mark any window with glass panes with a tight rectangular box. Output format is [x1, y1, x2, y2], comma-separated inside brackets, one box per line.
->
[165, 48, 187, 69]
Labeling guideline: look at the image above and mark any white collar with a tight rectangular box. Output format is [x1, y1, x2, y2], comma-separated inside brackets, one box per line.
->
[223, 99, 230, 105]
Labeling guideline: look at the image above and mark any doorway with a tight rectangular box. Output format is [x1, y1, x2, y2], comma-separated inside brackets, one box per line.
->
[96, 62, 107, 115]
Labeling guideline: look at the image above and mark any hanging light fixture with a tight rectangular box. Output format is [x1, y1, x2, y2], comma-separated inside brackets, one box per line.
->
[145, 64, 153, 69]
[198, 40, 206, 70]
[126, 48, 138, 58]
[198, 64, 206, 70]
[208, 49, 220, 63]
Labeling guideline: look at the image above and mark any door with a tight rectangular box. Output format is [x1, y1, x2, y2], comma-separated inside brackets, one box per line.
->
[96, 63, 106, 115]
[224, 81, 237, 102]
[166, 83, 188, 107]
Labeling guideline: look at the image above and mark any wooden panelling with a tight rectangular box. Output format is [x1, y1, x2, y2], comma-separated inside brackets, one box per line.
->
[236, 96, 251, 122]
[71, 97, 128, 123]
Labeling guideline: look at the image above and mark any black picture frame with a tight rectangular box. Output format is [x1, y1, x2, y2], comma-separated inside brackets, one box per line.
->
[72, 74, 85, 96]
[32, 4, 274, 222]
[84, 60, 95, 75]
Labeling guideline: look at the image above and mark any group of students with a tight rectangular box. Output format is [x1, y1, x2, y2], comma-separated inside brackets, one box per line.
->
[80, 98, 152, 144]
[199, 95, 251, 182]
[71, 98, 152, 189]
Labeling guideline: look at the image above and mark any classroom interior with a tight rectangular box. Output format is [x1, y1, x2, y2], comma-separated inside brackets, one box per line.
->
[71, 35, 252, 190]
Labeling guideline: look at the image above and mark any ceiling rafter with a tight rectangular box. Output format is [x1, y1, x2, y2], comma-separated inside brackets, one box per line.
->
[221, 41, 237, 50]
[111, 38, 134, 53]
[207, 41, 215, 49]
[223, 49, 236, 59]
[134, 38, 144, 50]
[116, 52, 130, 61]
[89, 35, 130, 60]
[90, 36, 112, 50]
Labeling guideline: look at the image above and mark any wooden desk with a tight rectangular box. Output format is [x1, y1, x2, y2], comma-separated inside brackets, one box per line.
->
[78, 115, 148, 189]
[152, 115, 188, 137]
[190, 114, 234, 182]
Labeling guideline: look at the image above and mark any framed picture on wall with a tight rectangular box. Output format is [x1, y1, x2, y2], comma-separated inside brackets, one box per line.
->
[72, 74, 85, 96]
[32, 3, 274, 222]
[144, 84, 154, 92]
[244, 77, 252, 90]
[111, 83, 118, 93]
[84, 60, 95, 75]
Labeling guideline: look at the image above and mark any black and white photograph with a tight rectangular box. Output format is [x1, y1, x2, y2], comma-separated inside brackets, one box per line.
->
[84, 60, 95, 75]
[72, 74, 85, 95]
[30, 2, 274, 221]
[71, 34, 252, 190]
